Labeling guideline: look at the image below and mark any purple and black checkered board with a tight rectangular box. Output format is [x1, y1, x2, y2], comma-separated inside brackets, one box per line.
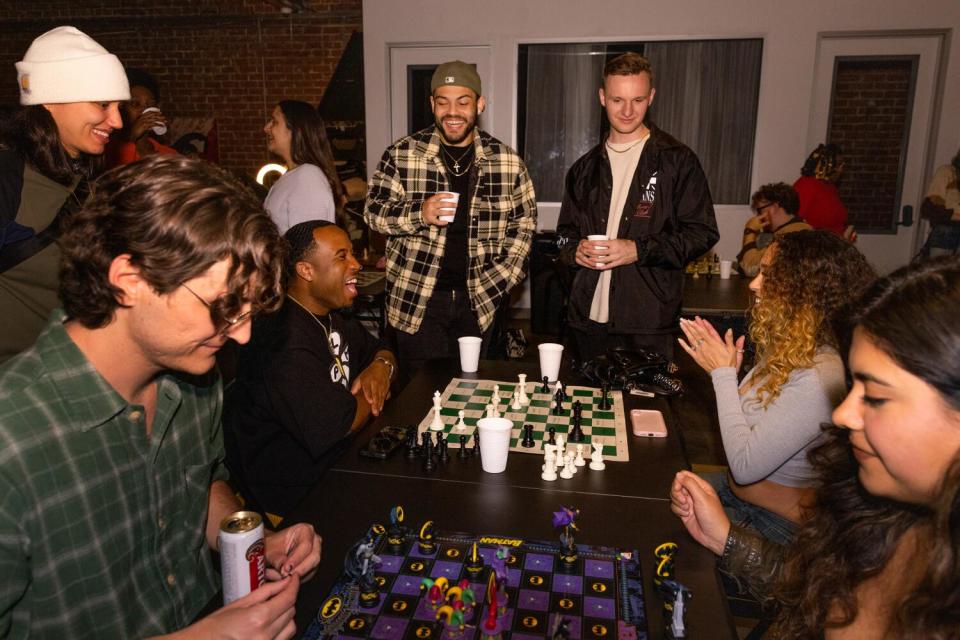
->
[304, 529, 647, 640]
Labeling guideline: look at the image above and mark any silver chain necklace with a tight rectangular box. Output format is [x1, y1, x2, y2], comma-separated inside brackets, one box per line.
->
[287, 294, 347, 379]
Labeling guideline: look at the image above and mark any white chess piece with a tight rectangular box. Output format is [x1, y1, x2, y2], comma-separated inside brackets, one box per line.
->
[589, 441, 606, 471]
[574, 444, 586, 467]
[492, 384, 501, 407]
[455, 410, 467, 431]
[541, 444, 556, 471]
[518, 374, 529, 405]
[542, 458, 558, 481]
[559, 458, 574, 479]
[511, 389, 521, 410]
[567, 452, 578, 475]
[554, 380, 564, 399]
[429, 390, 444, 431]
[555, 434, 565, 454]
[485, 402, 497, 419]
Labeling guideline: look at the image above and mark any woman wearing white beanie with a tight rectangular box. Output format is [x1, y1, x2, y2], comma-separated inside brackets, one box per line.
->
[0, 25, 129, 363]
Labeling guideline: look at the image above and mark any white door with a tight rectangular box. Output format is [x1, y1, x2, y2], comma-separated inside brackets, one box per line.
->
[389, 45, 492, 142]
[808, 33, 945, 274]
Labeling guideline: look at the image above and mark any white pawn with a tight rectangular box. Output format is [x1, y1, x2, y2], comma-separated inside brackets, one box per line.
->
[559, 457, 574, 479]
[574, 444, 586, 467]
[511, 388, 522, 410]
[485, 401, 499, 419]
[589, 441, 606, 471]
[455, 410, 467, 431]
[567, 452, 579, 475]
[429, 390, 444, 431]
[492, 384, 501, 407]
[555, 433, 565, 454]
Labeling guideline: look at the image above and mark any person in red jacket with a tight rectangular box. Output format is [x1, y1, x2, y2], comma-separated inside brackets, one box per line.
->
[793, 143, 847, 236]
[105, 67, 176, 168]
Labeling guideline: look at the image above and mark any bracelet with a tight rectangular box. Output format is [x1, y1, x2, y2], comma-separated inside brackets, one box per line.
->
[374, 356, 395, 380]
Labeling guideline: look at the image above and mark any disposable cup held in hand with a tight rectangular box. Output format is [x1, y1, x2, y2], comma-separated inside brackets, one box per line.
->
[458, 336, 482, 373]
[476, 417, 512, 473]
[538, 343, 564, 383]
[141, 106, 167, 136]
[720, 260, 733, 279]
[438, 192, 459, 222]
[587, 234, 609, 243]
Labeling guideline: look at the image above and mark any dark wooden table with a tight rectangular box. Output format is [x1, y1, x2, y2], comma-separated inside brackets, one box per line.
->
[681, 273, 753, 317]
[286, 359, 737, 639]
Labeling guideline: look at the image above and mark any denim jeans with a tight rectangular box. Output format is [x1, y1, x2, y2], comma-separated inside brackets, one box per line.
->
[702, 471, 797, 547]
[925, 222, 960, 257]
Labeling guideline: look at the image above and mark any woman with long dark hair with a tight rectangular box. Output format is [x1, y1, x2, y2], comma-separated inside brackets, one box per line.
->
[262, 100, 344, 231]
[672, 256, 960, 638]
[678, 231, 875, 545]
[0, 26, 128, 363]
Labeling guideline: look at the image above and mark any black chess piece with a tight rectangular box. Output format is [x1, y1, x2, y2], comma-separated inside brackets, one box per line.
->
[541, 376, 550, 393]
[438, 436, 449, 462]
[458, 434, 469, 458]
[420, 431, 432, 453]
[423, 437, 435, 471]
[521, 424, 535, 448]
[552, 388, 564, 416]
[472, 432, 481, 457]
[405, 429, 419, 459]
[570, 406, 585, 443]
[599, 382, 611, 411]
[558, 382, 568, 402]
[547, 426, 557, 446]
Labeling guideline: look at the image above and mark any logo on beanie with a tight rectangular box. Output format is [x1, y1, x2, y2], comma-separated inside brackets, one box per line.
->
[20, 74, 30, 94]
[445, 76, 455, 84]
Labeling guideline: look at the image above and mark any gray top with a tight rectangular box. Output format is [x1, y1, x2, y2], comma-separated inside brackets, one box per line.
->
[710, 347, 846, 487]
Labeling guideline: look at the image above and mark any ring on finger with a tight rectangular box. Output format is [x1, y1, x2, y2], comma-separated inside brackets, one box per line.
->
[697, 338, 705, 346]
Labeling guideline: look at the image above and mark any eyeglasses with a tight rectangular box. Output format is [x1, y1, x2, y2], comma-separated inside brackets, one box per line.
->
[180, 282, 254, 334]
[753, 202, 775, 215]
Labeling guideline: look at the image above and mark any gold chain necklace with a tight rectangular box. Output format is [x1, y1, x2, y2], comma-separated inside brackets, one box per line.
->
[440, 144, 475, 176]
[287, 294, 347, 379]
[605, 132, 650, 154]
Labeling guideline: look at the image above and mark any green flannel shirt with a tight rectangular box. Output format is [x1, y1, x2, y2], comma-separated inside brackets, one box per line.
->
[0, 312, 226, 638]
[364, 127, 537, 333]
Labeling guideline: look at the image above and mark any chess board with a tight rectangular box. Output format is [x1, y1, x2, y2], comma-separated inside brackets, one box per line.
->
[415, 379, 629, 462]
[303, 524, 648, 640]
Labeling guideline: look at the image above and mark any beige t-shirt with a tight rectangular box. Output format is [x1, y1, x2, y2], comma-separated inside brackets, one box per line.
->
[590, 136, 647, 323]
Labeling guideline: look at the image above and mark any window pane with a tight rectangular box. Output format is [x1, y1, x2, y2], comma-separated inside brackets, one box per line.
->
[518, 39, 762, 205]
[828, 56, 916, 233]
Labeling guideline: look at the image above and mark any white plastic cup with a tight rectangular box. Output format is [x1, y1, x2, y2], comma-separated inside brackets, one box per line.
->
[720, 260, 732, 279]
[476, 417, 512, 473]
[458, 336, 482, 373]
[538, 343, 564, 383]
[438, 192, 459, 222]
[587, 234, 609, 242]
[142, 106, 167, 136]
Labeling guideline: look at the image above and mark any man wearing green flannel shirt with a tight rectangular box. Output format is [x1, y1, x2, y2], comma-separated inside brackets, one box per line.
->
[0, 155, 321, 638]
[364, 61, 537, 375]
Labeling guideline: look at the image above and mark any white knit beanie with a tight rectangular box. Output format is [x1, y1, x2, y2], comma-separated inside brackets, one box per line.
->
[16, 26, 130, 105]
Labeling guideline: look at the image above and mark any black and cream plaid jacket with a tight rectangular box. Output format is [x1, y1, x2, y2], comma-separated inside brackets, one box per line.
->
[364, 127, 537, 333]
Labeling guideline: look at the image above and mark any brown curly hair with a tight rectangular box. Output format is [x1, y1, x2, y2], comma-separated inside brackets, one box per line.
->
[747, 230, 875, 406]
[58, 154, 285, 328]
[772, 257, 960, 638]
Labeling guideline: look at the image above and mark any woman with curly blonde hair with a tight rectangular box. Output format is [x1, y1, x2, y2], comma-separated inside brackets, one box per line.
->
[678, 230, 875, 544]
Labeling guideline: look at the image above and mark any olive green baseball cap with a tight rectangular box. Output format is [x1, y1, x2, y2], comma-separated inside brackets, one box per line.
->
[430, 61, 482, 97]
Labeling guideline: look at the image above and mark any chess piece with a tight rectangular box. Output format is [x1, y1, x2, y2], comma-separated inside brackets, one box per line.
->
[589, 441, 606, 471]
[521, 424, 535, 448]
[599, 383, 611, 411]
[458, 434, 469, 458]
[574, 444, 585, 467]
[405, 429, 419, 459]
[559, 458, 574, 479]
[456, 410, 467, 430]
[541, 454, 558, 481]
[511, 389, 521, 410]
[541, 376, 550, 393]
[517, 373, 529, 405]
[438, 435, 449, 462]
[472, 432, 481, 457]
[554, 380, 566, 401]
[555, 433, 565, 454]
[547, 426, 557, 446]
[552, 387, 564, 416]
[542, 443, 556, 469]
[423, 437, 435, 471]
[492, 384, 501, 408]
[430, 390, 445, 431]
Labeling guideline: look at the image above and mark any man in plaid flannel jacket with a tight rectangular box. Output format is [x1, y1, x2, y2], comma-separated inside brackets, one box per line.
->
[364, 61, 537, 375]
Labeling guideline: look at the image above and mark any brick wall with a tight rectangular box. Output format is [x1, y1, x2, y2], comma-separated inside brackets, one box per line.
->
[0, 0, 362, 176]
[828, 58, 913, 232]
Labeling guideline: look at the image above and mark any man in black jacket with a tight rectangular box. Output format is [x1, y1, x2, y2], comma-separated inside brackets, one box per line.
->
[557, 52, 719, 360]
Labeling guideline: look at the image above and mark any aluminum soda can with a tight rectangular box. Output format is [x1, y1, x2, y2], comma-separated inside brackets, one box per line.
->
[219, 510, 266, 604]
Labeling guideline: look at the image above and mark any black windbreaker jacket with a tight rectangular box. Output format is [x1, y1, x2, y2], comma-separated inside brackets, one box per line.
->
[557, 126, 719, 335]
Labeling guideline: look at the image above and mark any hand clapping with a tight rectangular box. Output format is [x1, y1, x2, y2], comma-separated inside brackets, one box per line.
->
[677, 316, 744, 374]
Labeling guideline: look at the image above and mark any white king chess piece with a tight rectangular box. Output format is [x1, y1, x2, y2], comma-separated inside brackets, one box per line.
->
[430, 390, 445, 431]
[589, 441, 606, 471]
